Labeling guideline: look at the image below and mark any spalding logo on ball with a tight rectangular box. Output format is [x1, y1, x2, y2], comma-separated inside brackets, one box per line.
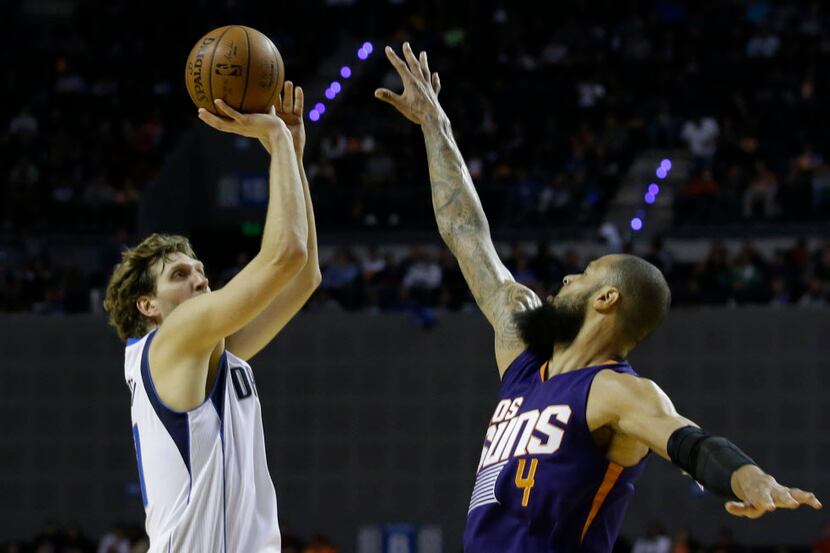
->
[185, 25, 285, 114]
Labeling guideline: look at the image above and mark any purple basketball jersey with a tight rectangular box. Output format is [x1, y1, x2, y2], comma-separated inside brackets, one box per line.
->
[464, 349, 648, 553]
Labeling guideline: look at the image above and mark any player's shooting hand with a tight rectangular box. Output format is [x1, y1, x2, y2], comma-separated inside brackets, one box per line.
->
[375, 42, 442, 126]
[273, 80, 305, 158]
[726, 465, 822, 519]
[198, 99, 291, 146]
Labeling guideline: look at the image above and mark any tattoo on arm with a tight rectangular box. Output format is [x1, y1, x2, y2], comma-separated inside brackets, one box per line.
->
[421, 114, 505, 308]
[492, 285, 529, 351]
[421, 114, 541, 368]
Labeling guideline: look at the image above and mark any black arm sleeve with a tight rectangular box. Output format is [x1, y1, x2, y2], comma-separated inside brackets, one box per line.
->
[667, 426, 757, 500]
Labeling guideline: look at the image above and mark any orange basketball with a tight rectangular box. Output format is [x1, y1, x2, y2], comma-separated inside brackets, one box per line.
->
[185, 25, 285, 115]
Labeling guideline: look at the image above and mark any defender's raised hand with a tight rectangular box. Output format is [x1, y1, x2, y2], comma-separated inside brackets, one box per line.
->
[375, 42, 442, 125]
[726, 465, 822, 519]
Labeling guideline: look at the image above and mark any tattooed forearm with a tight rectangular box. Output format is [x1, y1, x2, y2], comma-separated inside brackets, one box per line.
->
[422, 114, 489, 250]
[421, 112, 509, 313]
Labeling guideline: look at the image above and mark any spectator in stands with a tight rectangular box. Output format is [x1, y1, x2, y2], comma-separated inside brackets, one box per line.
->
[681, 114, 720, 173]
[709, 527, 744, 553]
[97, 523, 130, 553]
[732, 241, 767, 303]
[631, 521, 671, 553]
[746, 24, 781, 58]
[696, 241, 733, 303]
[321, 248, 363, 310]
[401, 247, 442, 308]
[669, 529, 702, 553]
[743, 162, 779, 219]
[678, 169, 721, 222]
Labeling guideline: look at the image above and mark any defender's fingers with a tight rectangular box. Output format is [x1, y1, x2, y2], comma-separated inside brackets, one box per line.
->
[385, 46, 414, 81]
[770, 488, 800, 509]
[293, 86, 304, 115]
[214, 99, 243, 122]
[283, 81, 294, 112]
[725, 502, 767, 519]
[419, 51, 431, 83]
[374, 88, 404, 108]
[432, 72, 441, 95]
[789, 488, 823, 509]
[402, 42, 421, 75]
[746, 490, 776, 513]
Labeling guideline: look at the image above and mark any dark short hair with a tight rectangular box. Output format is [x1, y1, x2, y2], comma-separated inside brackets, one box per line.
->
[605, 254, 671, 345]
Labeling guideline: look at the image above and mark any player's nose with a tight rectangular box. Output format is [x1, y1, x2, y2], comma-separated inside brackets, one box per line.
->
[194, 274, 209, 292]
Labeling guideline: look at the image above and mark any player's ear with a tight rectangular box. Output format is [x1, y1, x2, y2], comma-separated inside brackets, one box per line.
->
[593, 286, 620, 313]
[136, 295, 159, 318]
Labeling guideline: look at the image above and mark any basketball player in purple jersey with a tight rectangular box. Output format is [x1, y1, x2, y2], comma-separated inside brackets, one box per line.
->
[375, 43, 822, 553]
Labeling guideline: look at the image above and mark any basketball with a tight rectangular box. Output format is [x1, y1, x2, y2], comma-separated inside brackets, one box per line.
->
[185, 25, 284, 115]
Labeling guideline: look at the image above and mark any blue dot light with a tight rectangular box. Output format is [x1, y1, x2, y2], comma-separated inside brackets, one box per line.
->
[656, 167, 668, 179]
[660, 159, 672, 171]
[340, 66, 352, 79]
[645, 193, 656, 204]
[325, 88, 336, 100]
[648, 183, 660, 196]
[309, 110, 320, 122]
[630, 218, 643, 231]
[362, 42, 374, 54]
[315, 102, 326, 114]
[357, 48, 369, 60]
[330, 81, 342, 94]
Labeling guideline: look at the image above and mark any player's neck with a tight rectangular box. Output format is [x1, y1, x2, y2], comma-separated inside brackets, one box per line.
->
[548, 324, 623, 378]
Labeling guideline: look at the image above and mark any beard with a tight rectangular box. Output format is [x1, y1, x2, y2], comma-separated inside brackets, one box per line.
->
[513, 288, 590, 360]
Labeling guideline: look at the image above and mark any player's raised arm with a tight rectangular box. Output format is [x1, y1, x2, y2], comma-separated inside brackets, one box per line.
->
[149, 101, 309, 401]
[375, 42, 541, 374]
[587, 370, 823, 519]
[225, 81, 321, 361]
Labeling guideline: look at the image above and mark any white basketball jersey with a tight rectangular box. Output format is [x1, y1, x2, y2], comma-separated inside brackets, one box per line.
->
[125, 330, 280, 552]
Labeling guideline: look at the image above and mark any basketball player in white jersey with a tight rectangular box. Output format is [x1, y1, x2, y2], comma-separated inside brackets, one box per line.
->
[103, 82, 319, 552]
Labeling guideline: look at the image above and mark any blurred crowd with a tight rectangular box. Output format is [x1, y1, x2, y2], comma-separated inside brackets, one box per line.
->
[3, 0, 830, 235]
[310, 237, 830, 315]
[2, 0, 830, 313]
[321, 0, 830, 231]
[2, 235, 828, 316]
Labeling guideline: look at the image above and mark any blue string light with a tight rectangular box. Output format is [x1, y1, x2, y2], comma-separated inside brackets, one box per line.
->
[307, 41, 375, 122]
[630, 159, 672, 233]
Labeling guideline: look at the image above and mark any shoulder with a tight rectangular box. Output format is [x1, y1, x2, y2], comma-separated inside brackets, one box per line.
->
[592, 369, 661, 401]
[590, 370, 666, 421]
[492, 282, 542, 374]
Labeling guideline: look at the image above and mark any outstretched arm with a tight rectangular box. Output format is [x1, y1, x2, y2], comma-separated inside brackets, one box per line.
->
[375, 43, 541, 374]
[225, 81, 321, 361]
[588, 370, 822, 518]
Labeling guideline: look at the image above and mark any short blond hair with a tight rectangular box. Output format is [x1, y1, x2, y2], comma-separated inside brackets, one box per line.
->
[103, 233, 197, 341]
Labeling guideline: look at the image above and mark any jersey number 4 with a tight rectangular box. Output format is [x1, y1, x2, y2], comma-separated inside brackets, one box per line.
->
[515, 458, 539, 507]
